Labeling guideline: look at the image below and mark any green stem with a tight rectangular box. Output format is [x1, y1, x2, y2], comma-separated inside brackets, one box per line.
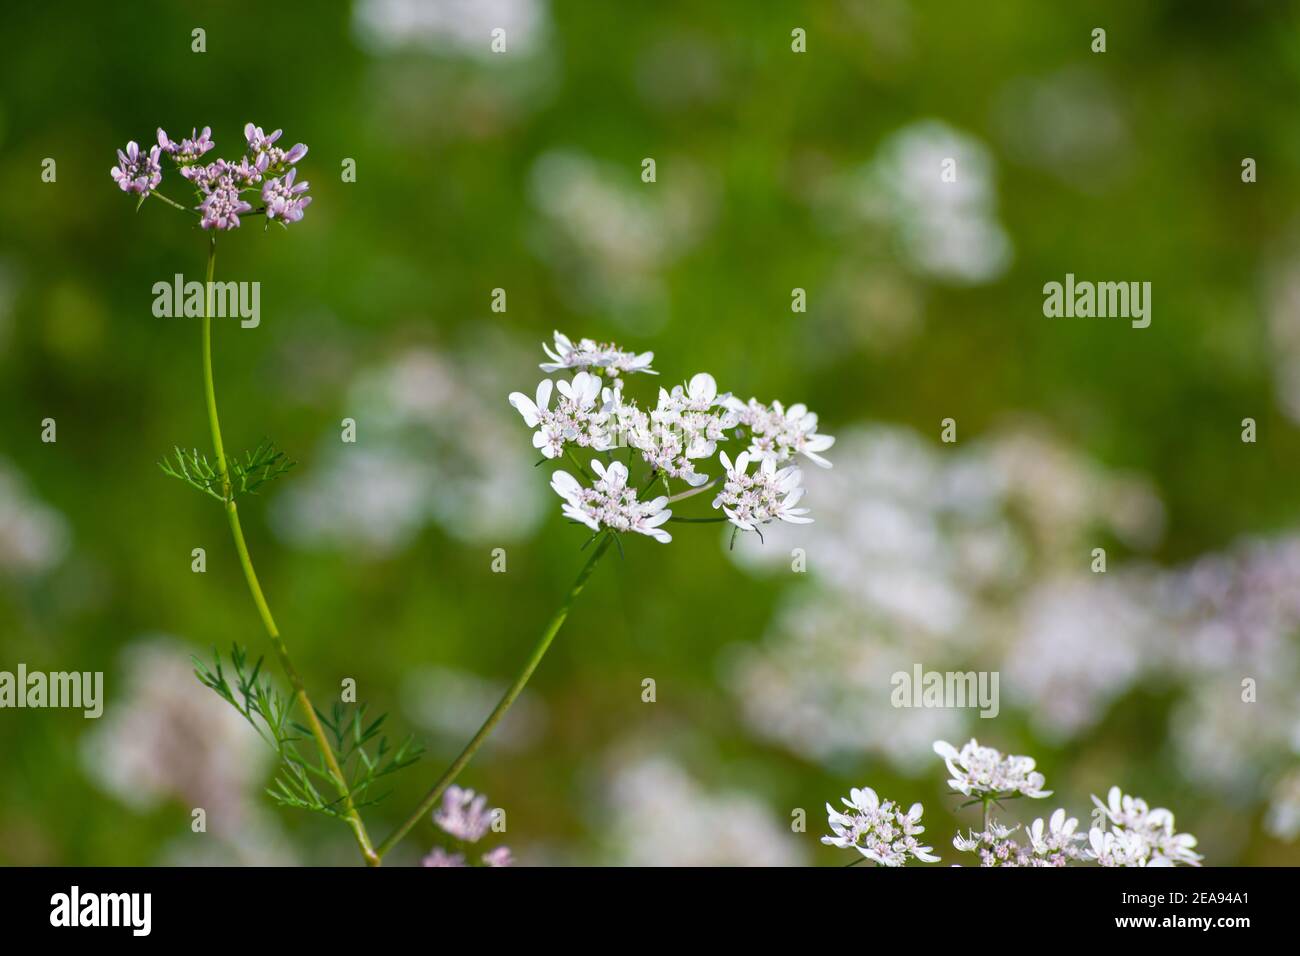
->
[564, 448, 593, 481]
[199, 237, 379, 867]
[150, 191, 198, 216]
[376, 533, 614, 859]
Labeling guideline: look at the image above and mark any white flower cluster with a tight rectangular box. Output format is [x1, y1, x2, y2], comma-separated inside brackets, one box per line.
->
[933, 738, 1053, 799]
[713, 452, 811, 533]
[540, 330, 656, 377]
[952, 810, 1085, 867]
[509, 372, 613, 460]
[822, 741, 1201, 868]
[1085, 787, 1202, 867]
[608, 373, 737, 487]
[551, 460, 672, 544]
[509, 331, 834, 540]
[726, 397, 835, 468]
[822, 787, 939, 866]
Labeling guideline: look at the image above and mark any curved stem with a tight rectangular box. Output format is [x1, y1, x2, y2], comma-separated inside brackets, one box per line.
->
[200, 237, 379, 866]
[376, 533, 614, 859]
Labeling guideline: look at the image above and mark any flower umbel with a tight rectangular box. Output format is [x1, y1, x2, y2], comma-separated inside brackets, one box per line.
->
[551, 460, 672, 543]
[1086, 786, 1201, 867]
[712, 451, 811, 533]
[114, 121, 311, 229]
[263, 167, 313, 224]
[424, 785, 513, 867]
[111, 141, 163, 197]
[727, 396, 835, 468]
[933, 738, 1053, 799]
[510, 331, 833, 542]
[822, 786, 939, 866]
[540, 330, 656, 377]
[433, 785, 495, 842]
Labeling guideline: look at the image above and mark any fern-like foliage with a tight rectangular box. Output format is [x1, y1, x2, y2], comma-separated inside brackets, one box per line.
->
[160, 439, 295, 503]
[193, 645, 422, 820]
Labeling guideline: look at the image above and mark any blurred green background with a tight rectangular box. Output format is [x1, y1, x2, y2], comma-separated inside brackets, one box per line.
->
[1, 0, 1299, 866]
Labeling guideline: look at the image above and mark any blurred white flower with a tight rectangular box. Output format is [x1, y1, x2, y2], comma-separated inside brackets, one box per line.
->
[725, 594, 966, 771]
[81, 639, 269, 830]
[529, 150, 714, 318]
[401, 665, 544, 751]
[601, 753, 805, 866]
[277, 343, 546, 554]
[1266, 769, 1300, 841]
[849, 120, 1012, 284]
[994, 67, 1129, 191]
[1004, 575, 1153, 738]
[0, 459, 69, 577]
[353, 0, 549, 58]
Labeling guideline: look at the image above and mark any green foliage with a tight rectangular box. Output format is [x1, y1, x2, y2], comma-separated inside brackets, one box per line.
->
[159, 439, 295, 503]
[193, 645, 422, 820]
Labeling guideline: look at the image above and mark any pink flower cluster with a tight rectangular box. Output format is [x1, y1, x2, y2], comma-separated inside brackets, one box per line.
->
[111, 123, 311, 231]
[420, 786, 514, 867]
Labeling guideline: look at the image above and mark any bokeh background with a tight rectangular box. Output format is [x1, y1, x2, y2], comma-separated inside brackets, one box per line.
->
[2, 0, 1299, 866]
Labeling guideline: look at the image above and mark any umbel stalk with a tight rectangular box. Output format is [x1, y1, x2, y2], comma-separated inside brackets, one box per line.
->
[376, 533, 614, 858]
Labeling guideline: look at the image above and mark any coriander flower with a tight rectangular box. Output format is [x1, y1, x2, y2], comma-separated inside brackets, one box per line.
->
[509, 372, 613, 459]
[263, 167, 313, 224]
[198, 176, 254, 231]
[231, 153, 270, 187]
[1087, 786, 1201, 866]
[157, 126, 214, 164]
[952, 822, 1031, 867]
[180, 158, 231, 192]
[245, 122, 308, 169]
[822, 786, 939, 866]
[712, 451, 811, 532]
[540, 330, 656, 377]
[427, 785, 514, 867]
[110, 141, 163, 196]
[550, 460, 672, 543]
[727, 397, 835, 468]
[933, 738, 1052, 799]
[649, 374, 738, 459]
[1027, 808, 1086, 865]
[434, 785, 495, 842]
[1086, 826, 1162, 867]
[611, 375, 737, 487]
[950, 812, 1081, 867]
[421, 847, 467, 867]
